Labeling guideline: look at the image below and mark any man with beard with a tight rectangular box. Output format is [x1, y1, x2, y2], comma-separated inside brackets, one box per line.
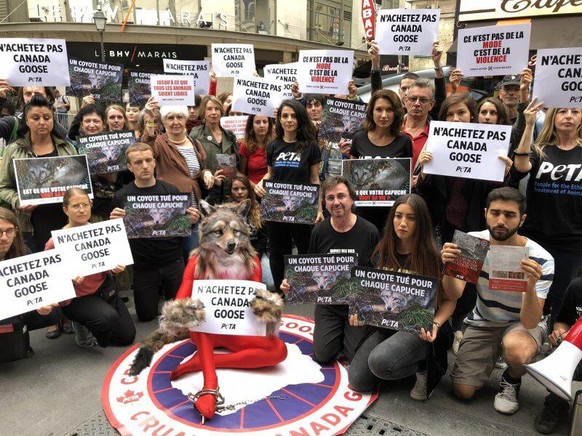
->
[441, 187, 554, 415]
[280, 176, 379, 363]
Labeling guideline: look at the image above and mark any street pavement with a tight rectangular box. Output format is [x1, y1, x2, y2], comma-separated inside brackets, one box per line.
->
[0, 291, 577, 436]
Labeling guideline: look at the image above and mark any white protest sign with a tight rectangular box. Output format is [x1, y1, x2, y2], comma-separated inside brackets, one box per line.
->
[220, 115, 249, 140]
[163, 59, 211, 95]
[532, 48, 582, 108]
[0, 250, 76, 319]
[264, 63, 299, 99]
[457, 23, 531, 77]
[423, 121, 511, 182]
[376, 9, 440, 56]
[190, 279, 267, 336]
[231, 77, 283, 117]
[150, 74, 195, 106]
[297, 50, 354, 95]
[51, 219, 134, 278]
[0, 38, 71, 86]
[211, 44, 255, 77]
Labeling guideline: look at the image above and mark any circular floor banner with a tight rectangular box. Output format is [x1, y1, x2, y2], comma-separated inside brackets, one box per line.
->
[102, 315, 377, 435]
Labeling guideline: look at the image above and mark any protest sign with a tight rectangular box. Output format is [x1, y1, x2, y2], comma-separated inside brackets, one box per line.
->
[263, 63, 299, 99]
[343, 158, 411, 206]
[67, 58, 123, 101]
[150, 74, 195, 106]
[361, 0, 377, 41]
[76, 131, 135, 175]
[350, 267, 437, 333]
[211, 44, 255, 77]
[128, 71, 153, 107]
[284, 253, 358, 304]
[0, 38, 70, 86]
[220, 115, 249, 140]
[489, 245, 530, 292]
[231, 76, 282, 117]
[216, 154, 237, 179]
[0, 250, 76, 320]
[319, 98, 367, 177]
[457, 23, 531, 77]
[376, 9, 440, 56]
[123, 193, 192, 238]
[532, 48, 582, 108]
[297, 50, 354, 95]
[444, 230, 490, 284]
[51, 219, 134, 277]
[423, 121, 511, 182]
[13, 155, 93, 206]
[190, 279, 267, 336]
[163, 59, 211, 95]
[260, 181, 319, 225]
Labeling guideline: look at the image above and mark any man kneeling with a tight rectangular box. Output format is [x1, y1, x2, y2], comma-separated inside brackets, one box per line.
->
[442, 187, 554, 414]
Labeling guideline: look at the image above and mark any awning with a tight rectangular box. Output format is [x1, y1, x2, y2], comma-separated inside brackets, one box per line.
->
[447, 16, 582, 54]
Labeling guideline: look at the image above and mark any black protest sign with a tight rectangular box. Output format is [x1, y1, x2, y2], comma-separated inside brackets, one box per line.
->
[77, 131, 135, 175]
[260, 181, 319, 225]
[67, 58, 123, 102]
[124, 193, 191, 238]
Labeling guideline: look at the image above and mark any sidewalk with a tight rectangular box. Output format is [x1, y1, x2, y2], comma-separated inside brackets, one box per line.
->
[0, 294, 575, 435]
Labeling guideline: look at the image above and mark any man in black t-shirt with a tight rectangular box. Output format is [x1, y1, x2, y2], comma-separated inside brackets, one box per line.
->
[534, 277, 582, 434]
[281, 176, 380, 363]
[110, 143, 200, 322]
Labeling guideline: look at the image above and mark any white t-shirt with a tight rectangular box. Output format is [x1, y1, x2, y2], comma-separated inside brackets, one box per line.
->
[465, 230, 554, 328]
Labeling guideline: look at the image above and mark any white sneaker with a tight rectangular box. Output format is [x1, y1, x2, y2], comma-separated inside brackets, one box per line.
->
[410, 370, 428, 401]
[494, 376, 521, 415]
[452, 330, 463, 355]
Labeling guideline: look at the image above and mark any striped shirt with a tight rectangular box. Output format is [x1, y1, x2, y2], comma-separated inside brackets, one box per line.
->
[176, 143, 201, 178]
[465, 230, 554, 328]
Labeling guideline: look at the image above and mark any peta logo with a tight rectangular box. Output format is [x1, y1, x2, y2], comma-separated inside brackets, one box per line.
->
[276, 152, 301, 161]
[536, 162, 582, 182]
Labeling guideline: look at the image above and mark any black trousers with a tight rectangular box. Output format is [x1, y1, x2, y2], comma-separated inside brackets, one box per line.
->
[62, 293, 135, 347]
[133, 259, 185, 322]
[267, 222, 313, 294]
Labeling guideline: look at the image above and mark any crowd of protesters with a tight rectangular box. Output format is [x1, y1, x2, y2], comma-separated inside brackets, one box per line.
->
[0, 38, 581, 435]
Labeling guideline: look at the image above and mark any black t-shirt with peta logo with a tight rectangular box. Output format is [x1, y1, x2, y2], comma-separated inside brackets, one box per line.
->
[267, 138, 321, 184]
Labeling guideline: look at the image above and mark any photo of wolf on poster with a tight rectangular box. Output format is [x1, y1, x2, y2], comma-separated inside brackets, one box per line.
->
[343, 158, 411, 207]
[123, 193, 192, 238]
[260, 181, 319, 225]
[348, 267, 437, 334]
[128, 71, 153, 107]
[318, 97, 367, 177]
[66, 58, 123, 103]
[284, 253, 358, 304]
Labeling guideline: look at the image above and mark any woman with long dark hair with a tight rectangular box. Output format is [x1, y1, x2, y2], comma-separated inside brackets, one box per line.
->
[341, 89, 413, 232]
[254, 99, 323, 294]
[239, 114, 275, 187]
[348, 194, 455, 400]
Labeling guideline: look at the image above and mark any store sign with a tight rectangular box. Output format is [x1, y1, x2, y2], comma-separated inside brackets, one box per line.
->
[459, 0, 582, 21]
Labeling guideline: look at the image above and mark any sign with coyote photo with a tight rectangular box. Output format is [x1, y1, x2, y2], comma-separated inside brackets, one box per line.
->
[190, 279, 267, 336]
[66, 58, 123, 102]
[77, 131, 135, 175]
[284, 253, 358, 304]
[13, 155, 93, 206]
[319, 98, 367, 177]
[123, 193, 192, 239]
[260, 181, 319, 225]
[128, 71, 153, 107]
[343, 158, 411, 206]
[349, 267, 437, 333]
[444, 230, 490, 284]
[51, 218, 134, 277]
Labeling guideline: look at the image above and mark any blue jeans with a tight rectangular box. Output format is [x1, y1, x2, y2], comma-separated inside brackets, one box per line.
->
[348, 329, 427, 392]
[183, 223, 200, 261]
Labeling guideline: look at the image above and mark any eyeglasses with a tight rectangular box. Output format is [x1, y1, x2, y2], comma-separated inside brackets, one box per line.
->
[325, 193, 349, 202]
[407, 96, 432, 104]
[0, 228, 16, 237]
[68, 203, 90, 211]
